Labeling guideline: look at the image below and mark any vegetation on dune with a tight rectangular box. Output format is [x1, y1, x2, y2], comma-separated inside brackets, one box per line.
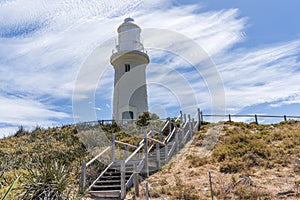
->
[133, 120, 300, 200]
[1, 118, 300, 199]
[213, 121, 300, 173]
[0, 112, 161, 199]
[0, 125, 87, 199]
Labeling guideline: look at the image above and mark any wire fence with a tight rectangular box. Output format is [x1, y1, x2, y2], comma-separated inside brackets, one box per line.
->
[201, 114, 300, 124]
[75, 112, 300, 127]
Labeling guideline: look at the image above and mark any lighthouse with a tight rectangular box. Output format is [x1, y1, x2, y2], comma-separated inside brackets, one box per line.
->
[110, 18, 149, 121]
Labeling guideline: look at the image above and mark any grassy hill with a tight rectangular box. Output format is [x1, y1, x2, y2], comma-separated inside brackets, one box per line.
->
[1, 121, 300, 199]
[127, 121, 300, 199]
[0, 125, 87, 199]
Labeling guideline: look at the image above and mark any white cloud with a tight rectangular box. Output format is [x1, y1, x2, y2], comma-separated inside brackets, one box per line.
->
[0, 0, 300, 137]
[216, 40, 300, 112]
[0, 95, 70, 137]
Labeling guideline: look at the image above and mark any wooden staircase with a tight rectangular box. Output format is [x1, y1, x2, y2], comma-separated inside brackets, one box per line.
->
[80, 109, 201, 199]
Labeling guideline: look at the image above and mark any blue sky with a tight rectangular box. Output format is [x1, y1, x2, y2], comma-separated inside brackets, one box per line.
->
[0, 0, 300, 137]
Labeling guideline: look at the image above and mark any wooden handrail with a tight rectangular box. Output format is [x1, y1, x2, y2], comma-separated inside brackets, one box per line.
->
[174, 114, 181, 122]
[138, 130, 151, 146]
[86, 146, 111, 167]
[164, 114, 182, 143]
[161, 120, 169, 132]
[115, 140, 137, 148]
[147, 137, 166, 146]
[125, 143, 144, 164]
[82, 109, 200, 196]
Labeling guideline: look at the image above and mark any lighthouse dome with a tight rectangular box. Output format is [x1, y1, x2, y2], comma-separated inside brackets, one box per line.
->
[117, 17, 141, 33]
[115, 17, 144, 52]
[124, 17, 134, 23]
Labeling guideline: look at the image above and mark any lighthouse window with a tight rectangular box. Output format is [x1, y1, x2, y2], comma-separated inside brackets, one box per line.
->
[125, 64, 130, 72]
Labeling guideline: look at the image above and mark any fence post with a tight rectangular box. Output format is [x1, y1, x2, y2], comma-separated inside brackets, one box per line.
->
[209, 171, 214, 200]
[144, 131, 149, 177]
[112, 134, 115, 162]
[200, 111, 204, 122]
[121, 160, 126, 199]
[228, 114, 231, 122]
[284, 115, 287, 121]
[81, 162, 86, 193]
[156, 142, 160, 169]
[133, 163, 139, 197]
[254, 114, 258, 124]
[197, 108, 201, 130]
[145, 182, 149, 200]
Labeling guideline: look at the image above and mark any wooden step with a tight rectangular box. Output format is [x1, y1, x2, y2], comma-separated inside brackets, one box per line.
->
[92, 185, 121, 189]
[100, 175, 131, 180]
[96, 180, 121, 185]
[90, 190, 120, 198]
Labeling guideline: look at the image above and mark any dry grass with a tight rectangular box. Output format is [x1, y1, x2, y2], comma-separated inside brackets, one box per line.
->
[126, 121, 300, 200]
[1, 120, 299, 199]
[0, 125, 87, 199]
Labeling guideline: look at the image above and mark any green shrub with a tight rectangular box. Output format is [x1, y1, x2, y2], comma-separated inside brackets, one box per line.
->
[186, 154, 208, 167]
[14, 126, 28, 137]
[135, 112, 152, 127]
[22, 158, 72, 199]
[220, 161, 244, 173]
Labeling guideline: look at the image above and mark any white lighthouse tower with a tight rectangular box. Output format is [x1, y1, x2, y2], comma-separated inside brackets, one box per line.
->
[110, 18, 149, 121]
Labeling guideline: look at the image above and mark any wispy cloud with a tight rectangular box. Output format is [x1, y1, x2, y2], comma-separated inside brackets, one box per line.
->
[217, 40, 300, 112]
[0, 0, 299, 137]
[0, 95, 69, 135]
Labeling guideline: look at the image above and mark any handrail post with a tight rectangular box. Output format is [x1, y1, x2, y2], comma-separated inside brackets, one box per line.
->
[179, 127, 183, 147]
[144, 131, 149, 177]
[159, 130, 162, 142]
[133, 163, 139, 197]
[156, 143, 160, 169]
[192, 118, 195, 135]
[165, 142, 168, 162]
[168, 117, 171, 135]
[121, 160, 126, 199]
[197, 108, 201, 130]
[180, 110, 183, 126]
[81, 162, 86, 193]
[151, 126, 154, 146]
[125, 145, 129, 159]
[188, 114, 192, 140]
[175, 125, 179, 152]
[112, 134, 115, 162]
